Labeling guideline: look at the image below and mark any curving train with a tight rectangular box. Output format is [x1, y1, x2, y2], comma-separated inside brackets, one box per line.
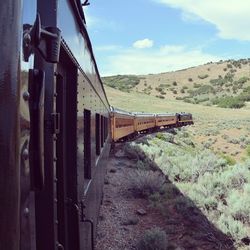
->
[0, 1, 193, 250]
[111, 108, 193, 142]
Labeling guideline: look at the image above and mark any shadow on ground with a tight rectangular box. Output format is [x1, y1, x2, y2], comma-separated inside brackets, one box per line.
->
[112, 141, 236, 250]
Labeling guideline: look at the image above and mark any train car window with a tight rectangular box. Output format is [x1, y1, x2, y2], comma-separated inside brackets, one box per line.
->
[95, 113, 100, 155]
[104, 117, 107, 140]
[100, 116, 104, 147]
[84, 109, 91, 179]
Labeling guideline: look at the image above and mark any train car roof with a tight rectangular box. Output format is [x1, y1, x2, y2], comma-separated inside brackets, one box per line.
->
[110, 107, 134, 116]
[155, 113, 177, 117]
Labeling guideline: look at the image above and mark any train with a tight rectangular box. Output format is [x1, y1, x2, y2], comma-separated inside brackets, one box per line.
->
[111, 108, 193, 142]
[0, 1, 193, 250]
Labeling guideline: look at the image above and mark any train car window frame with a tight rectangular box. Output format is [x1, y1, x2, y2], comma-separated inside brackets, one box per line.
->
[100, 115, 104, 147]
[84, 109, 91, 179]
[95, 113, 100, 155]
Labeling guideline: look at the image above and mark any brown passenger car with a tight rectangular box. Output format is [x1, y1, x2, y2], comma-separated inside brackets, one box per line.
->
[134, 113, 156, 132]
[110, 108, 135, 142]
[155, 113, 177, 128]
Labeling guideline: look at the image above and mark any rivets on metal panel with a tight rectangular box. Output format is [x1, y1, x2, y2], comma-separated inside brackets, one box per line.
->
[56, 242, 64, 249]
[23, 207, 29, 217]
[54, 92, 58, 97]
[54, 72, 59, 76]
[33, 69, 39, 76]
[53, 157, 57, 162]
[22, 148, 29, 161]
[22, 91, 30, 101]
[54, 178, 58, 183]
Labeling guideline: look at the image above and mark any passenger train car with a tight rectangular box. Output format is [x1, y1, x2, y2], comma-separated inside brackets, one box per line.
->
[0, 1, 193, 249]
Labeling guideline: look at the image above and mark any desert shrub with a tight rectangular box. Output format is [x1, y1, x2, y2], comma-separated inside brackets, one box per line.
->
[159, 83, 170, 88]
[217, 214, 247, 242]
[122, 216, 139, 225]
[128, 170, 166, 198]
[221, 164, 250, 190]
[228, 138, 240, 144]
[156, 132, 174, 143]
[212, 96, 245, 109]
[193, 83, 201, 88]
[172, 81, 177, 86]
[198, 74, 209, 79]
[156, 95, 165, 99]
[136, 228, 168, 250]
[210, 78, 226, 86]
[173, 196, 196, 215]
[220, 154, 236, 166]
[172, 90, 177, 94]
[246, 145, 250, 157]
[124, 143, 144, 160]
[191, 85, 215, 96]
[224, 72, 234, 83]
[155, 86, 163, 92]
[180, 88, 185, 93]
[160, 148, 226, 183]
[188, 77, 193, 82]
[227, 185, 250, 223]
[175, 96, 183, 100]
[237, 76, 249, 85]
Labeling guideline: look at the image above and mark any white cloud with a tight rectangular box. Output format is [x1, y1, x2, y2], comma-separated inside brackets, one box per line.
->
[101, 45, 221, 76]
[133, 39, 154, 49]
[157, 0, 250, 41]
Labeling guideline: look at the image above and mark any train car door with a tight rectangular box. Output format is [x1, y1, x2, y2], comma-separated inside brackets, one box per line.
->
[55, 47, 79, 250]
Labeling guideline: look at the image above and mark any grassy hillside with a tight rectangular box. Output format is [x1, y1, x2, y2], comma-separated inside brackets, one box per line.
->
[103, 59, 250, 109]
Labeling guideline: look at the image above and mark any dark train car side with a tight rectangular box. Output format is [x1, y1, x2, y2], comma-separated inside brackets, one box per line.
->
[0, 1, 110, 250]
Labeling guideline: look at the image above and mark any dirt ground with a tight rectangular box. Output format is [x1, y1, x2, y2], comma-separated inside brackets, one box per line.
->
[95, 143, 235, 250]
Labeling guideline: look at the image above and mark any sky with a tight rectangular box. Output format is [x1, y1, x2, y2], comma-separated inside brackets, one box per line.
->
[84, 0, 250, 76]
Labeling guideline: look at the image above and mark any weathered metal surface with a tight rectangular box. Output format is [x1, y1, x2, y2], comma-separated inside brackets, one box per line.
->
[0, 0, 22, 249]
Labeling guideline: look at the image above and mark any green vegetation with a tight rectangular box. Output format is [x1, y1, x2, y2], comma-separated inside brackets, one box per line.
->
[137, 228, 168, 250]
[198, 74, 209, 79]
[212, 96, 245, 109]
[156, 95, 165, 99]
[159, 83, 170, 88]
[102, 75, 140, 92]
[246, 145, 250, 157]
[212, 86, 250, 108]
[128, 129, 250, 249]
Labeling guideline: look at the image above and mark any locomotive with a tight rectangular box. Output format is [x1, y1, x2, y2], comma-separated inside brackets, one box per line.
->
[0, 1, 193, 250]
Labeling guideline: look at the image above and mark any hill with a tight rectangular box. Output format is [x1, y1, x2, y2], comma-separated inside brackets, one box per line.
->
[102, 59, 250, 109]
